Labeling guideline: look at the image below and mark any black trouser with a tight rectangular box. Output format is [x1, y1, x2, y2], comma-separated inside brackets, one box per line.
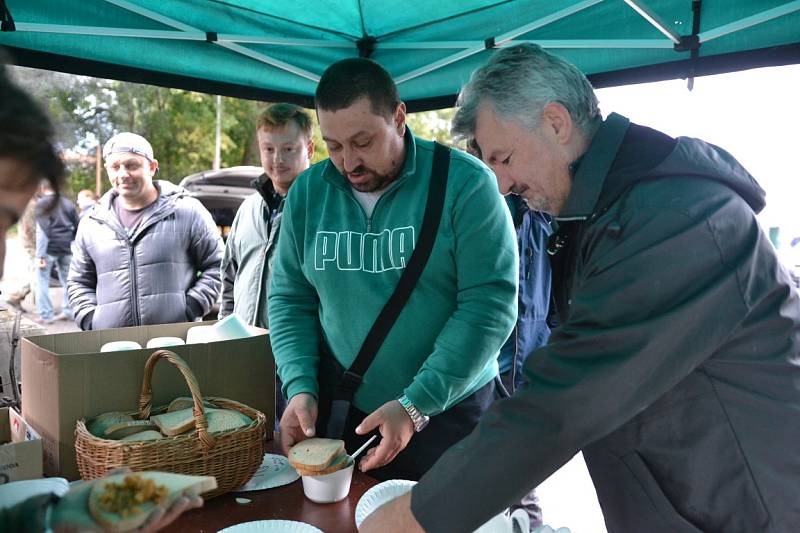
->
[316, 378, 499, 482]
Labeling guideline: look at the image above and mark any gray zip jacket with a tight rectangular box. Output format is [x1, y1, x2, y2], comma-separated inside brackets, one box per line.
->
[219, 179, 283, 327]
[412, 115, 800, 532]
[68, 180, 223, 330]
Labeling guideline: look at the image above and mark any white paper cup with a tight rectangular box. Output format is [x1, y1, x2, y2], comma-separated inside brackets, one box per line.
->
[186, 325, 214, 344]
[300, 462, 354, 504]
[100, 341, 142, 352]
[212, 313, 252, 340]
[146, 336, 186, 349]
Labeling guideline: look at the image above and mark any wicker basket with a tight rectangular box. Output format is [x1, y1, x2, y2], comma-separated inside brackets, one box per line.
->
[75, 349, 266, 498]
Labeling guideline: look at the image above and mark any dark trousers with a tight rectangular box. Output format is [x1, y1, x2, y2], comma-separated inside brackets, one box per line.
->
[317, 378, 499, 482]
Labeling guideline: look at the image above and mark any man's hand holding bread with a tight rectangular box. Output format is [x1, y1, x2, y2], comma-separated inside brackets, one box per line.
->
[280, 394, 415, 473]
[279, 393, 319, 455]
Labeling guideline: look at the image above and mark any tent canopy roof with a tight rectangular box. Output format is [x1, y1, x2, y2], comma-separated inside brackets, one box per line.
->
[2, 0, 799, 111]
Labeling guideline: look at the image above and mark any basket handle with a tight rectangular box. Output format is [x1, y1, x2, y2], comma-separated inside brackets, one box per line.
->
[138, 349, 216, 450]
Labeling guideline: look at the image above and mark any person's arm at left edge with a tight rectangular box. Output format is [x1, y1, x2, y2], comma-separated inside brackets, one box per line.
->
[356, 159, 518, 472]
[35, 220, 49, 268]
[67, 198, 79, 238]
[185, 199, 224, 320]
[0, 479, 202, 533]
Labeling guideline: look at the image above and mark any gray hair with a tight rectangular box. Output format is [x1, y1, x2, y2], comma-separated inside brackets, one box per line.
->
[452, 43, 601, 139]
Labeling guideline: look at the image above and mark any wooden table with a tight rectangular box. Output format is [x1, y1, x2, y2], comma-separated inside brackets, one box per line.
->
[161, 462, 380, 532]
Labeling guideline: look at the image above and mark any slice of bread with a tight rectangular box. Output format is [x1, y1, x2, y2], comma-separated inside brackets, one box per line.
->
[88, 412, 134, 439]
[152, 407, 252, 436]
[204, 409, 252, 433]
[166, 397, 215, 413]
[294, 454, 353, 477]
[287, 438, 346, 472]
[119, 430, 165, 442]
[150, 408, 196, 436]
[88, 471, 216, 532]
[104, 420, 158, 440]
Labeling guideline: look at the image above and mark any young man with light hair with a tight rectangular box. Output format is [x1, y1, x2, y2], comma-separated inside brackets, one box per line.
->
[362, 43, 800, 533]
[220, 103, 315, 419]
[220, 103, 314, 329]
[68, 132, 223, 330]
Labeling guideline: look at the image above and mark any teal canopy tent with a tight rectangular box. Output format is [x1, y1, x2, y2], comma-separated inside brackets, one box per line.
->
[1, 0, 799, 110]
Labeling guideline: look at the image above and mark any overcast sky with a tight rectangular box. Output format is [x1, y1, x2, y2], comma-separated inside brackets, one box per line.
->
[596, 64, 800, 243]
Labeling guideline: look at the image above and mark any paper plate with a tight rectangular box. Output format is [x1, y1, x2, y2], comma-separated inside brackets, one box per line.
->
[218, 520, 323, 533]
[0, 477, 70, 509]
[236, 453, 300, 492]
[354, 479, 417, 529]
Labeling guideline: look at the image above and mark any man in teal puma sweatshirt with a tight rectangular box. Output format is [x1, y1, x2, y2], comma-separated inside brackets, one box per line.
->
[268, 57, 518, 481]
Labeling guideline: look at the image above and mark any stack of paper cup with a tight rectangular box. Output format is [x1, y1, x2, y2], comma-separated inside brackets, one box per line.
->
[100, 341, 142, 352]
[146, 337, 186, 349]
[211, 313, 253, 341]
[185, 325, 214, 344]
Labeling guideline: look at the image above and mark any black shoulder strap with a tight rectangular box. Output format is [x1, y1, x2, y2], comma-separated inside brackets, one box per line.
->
[338, 142, 451, 397]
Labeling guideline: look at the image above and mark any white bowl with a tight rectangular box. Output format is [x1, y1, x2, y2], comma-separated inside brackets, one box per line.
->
[213, 313, 253, 340]
[218, 520, 323, 533]
[355, 479, 417, 528]
[100, 340, 142, 352]
[146, 336, 185, 349]
[300, 462, 354, 504]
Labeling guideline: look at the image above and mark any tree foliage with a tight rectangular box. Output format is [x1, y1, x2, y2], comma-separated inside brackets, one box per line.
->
[406, 108, 456, 146]
[9, 66, 462, 199]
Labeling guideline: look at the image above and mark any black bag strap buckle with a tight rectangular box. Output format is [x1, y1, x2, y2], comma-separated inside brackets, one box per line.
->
[336, 370, 363, 397]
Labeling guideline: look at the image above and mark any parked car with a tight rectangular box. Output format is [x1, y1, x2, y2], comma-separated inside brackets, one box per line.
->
[178, 166, 262, 241]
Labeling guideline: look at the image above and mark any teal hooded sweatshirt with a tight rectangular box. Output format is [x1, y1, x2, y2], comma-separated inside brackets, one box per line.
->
[268, 129, 518, 416]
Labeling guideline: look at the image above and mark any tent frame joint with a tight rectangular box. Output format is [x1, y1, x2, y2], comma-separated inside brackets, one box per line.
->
[357, 36, 377, 58]
[206, 31, 218, 43]
[1, 0, 15, 32]
[484, 37, 496, 49]
[674, 34, 700, 53]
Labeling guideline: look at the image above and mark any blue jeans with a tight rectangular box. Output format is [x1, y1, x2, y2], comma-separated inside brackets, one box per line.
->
[36, 254, 73, 321]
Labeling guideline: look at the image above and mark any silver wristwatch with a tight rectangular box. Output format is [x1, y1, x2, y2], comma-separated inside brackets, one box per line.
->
[397, 394, 430, 432]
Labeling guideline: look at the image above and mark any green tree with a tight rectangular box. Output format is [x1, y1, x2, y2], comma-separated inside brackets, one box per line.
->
[406, 108, 457, 146]
[10, 65, 467, 199]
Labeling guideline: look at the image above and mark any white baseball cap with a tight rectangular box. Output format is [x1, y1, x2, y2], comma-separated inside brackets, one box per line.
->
[102, 132, 154, 161]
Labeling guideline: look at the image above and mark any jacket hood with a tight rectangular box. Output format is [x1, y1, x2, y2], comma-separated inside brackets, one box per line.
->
[630, 135, 765, 213]
[559, 113, 766, 220]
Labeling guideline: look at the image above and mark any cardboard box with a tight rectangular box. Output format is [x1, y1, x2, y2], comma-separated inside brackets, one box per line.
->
[21, 321, 274, 480]
[0, 406, 43, 483]
[0, 311, 46, 398]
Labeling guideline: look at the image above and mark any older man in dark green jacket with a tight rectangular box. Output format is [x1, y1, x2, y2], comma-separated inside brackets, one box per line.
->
[364, 44, 800, 533]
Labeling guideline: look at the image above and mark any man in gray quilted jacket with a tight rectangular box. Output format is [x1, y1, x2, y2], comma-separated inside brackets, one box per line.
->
[67, 132, 223, 330]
